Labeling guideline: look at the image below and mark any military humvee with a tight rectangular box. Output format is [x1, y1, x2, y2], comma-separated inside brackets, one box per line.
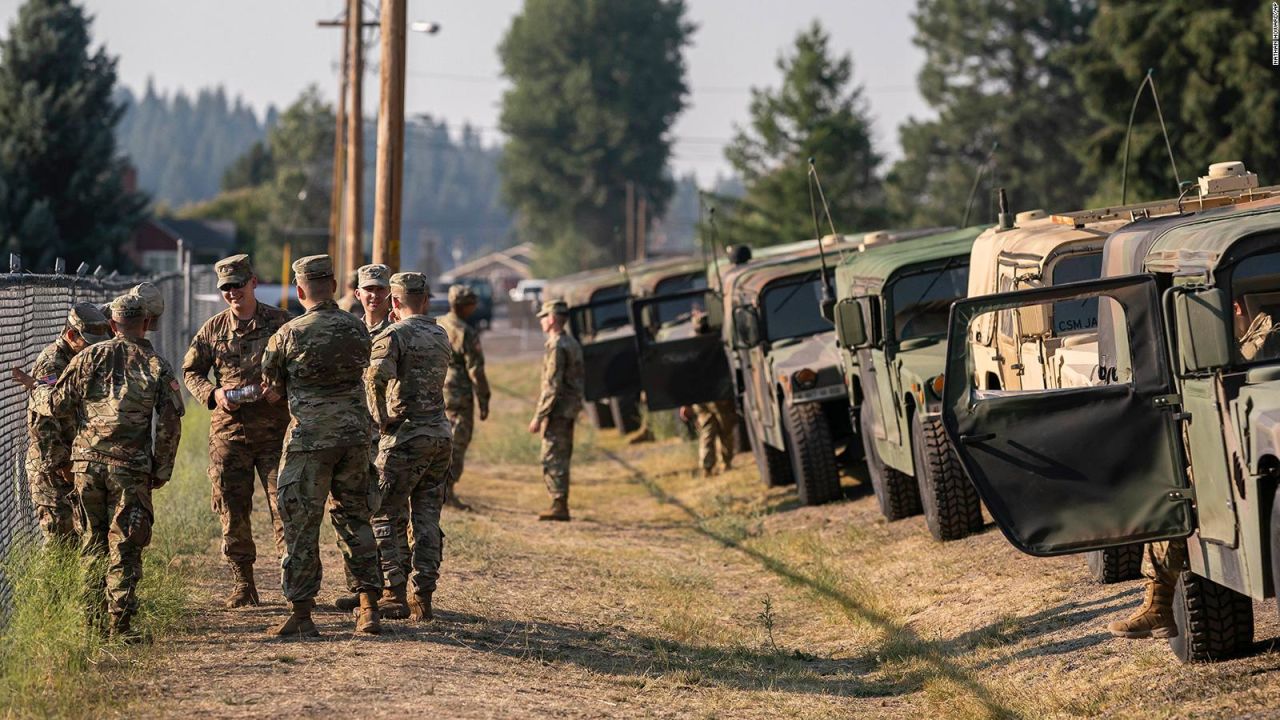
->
[942, 163, 1280, 661]
[833, 227, 987, 541]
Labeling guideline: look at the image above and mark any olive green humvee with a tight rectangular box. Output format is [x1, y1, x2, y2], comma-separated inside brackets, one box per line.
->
[942, 168, 1280, 661]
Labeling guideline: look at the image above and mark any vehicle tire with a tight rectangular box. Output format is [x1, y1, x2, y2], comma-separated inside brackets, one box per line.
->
[610, 395, 642, 434]
[586, 400, 615, 430]
[782, 401, 842, 506]
[746, 411, 793, 488]
[1169, 570, 1254, 663]
[1086, 545, 1145, 584]
[859, 403, 921, 521]
[910, 414, 983, 541]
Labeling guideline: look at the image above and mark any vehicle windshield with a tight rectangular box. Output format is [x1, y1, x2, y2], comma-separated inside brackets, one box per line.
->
[1230, 248, 1280, 364]
[1050, 252, 1103, 335]
[589, 285, 631, 333]
[763, 273, 831, 342]
[890, 261, 970, 341]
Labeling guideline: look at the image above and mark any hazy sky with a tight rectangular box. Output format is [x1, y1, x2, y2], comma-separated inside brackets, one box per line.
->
[0, 0, 932, 183]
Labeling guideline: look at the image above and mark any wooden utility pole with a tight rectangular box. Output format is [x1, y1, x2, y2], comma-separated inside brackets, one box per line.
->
[344, 0, 364, 277]
[372, 0, 406, 271]
[636, 194, 647, 262]
[624, 181, 635, 263]
[326, 24, 348, 277]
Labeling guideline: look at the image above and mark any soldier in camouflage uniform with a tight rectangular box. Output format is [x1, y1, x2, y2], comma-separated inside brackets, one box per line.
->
[18, 295, 184, 641]
[528, 299, 584, 521]
[1106, 541, 1186, 639]
[261, 254, 382, 638]
[439, 284, 490, 511]
[183, 254, 292, 608]
[678, 312, 736, 476]
[338, 271, 362, 315]
[365, 272, 454, 621]
[357, 264, 393, 337]
[128, 282, 164, 332]
[23, 303, 111, 544]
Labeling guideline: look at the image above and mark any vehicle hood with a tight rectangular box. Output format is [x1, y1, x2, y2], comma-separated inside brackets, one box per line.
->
[895, 338, 948, 383]
[770, 331, 841, 384]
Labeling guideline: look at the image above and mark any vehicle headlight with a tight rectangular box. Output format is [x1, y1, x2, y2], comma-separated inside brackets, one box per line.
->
[792, 368, 819, 390]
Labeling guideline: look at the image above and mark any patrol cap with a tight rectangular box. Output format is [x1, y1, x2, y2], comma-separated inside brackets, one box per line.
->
[110, 294, 147, 320]
[390, 271, 429, 295]
[358, 263, 391, 289]
[292, 254, 334, 281]
[129, 282, 164, 318]
[215, 254, 253, 288]
[67, 302, 110, 342]
[448, 284, 477, 305]
[536, 299, 569, 318]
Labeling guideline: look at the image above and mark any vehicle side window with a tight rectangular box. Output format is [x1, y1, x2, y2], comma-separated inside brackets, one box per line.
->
[1229, 249, 1280, 364]
[997, 276, 1015, 340]
[589, 285, 631, 332]
[1050, 253, 1104, 336]
[890, 263, 970, 342]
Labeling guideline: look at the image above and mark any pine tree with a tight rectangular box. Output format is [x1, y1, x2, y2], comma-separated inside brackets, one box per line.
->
[0, 0, 147, 270]
[722, 20, 884, 247]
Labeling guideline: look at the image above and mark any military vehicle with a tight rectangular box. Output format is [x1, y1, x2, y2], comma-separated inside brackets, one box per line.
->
[832, 226, 987, 541]
[942, 163, 1280, 661]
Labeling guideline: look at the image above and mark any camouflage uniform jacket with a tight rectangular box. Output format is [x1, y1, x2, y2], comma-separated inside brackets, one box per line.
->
[439, 311, 491, 413]
[367, 315, 393, 339]
[24, 338, 76, 472]
[534, 332, 585, 421]
[261, 299, 372, 452]
[365, 314, 453, 448]
[32, 336, 185, 481]
[182, 302, 292, 439]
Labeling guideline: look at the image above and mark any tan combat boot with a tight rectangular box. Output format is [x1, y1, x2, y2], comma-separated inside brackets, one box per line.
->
[1106, 579, 1177, 639]
[224, 561, 260, 608]
[354, 591, 381, 635]
[334, 592, 362, 612]
[537, 496, 570, 522]
[110, 613, 145, 645]
[268, 599, 320, 639]
[444, 485, 472, 512]
[408, 591, 433, 622]
[380, 583, 410, 620]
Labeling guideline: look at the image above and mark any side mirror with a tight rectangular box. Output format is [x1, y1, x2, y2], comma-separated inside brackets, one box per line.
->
[834, 298, 868, 349]
[732, 306, 762, 349]
[1175, 288, 1230, 373]
[820, 296, 836, 322]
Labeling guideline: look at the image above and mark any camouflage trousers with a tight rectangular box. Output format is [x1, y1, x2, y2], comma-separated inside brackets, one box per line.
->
[275, 444, 380, 604]
[371, 435, 452, 595]
[445, 404, 474, 498]
[1147, 540, 1189, 587]
[28, 466, 77, 544]
[541, 416, 575, 500]
[693, 400, 737, 473]
[209, 434, 284, 564]
[74, 461, 153, 624]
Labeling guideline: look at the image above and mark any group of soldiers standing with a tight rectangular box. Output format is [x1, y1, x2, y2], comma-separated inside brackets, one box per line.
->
[16, 251, 586, 641]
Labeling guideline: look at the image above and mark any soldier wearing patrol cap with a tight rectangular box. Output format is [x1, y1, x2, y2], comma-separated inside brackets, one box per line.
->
[357, 264, 393, 338]
[528, 299, 584, 521]
[20, 302, 111, 543]
[261, 254, 382, 638]
[338, 271, 361, 315]
[15, 294, 184, 641]
[128, 281, 164, 332]
[439, 284, 490, 511]
[183, 254, 293, 607]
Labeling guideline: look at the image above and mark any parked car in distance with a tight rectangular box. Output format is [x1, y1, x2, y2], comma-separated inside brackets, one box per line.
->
[509, 278, 545, 304]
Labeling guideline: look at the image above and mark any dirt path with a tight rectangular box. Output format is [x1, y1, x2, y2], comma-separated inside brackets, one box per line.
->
[118, 360, 1280, 719]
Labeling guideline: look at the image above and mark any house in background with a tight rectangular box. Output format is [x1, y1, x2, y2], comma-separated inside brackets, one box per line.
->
[440, 242, 535, 294]
[123, 217, 237, 273]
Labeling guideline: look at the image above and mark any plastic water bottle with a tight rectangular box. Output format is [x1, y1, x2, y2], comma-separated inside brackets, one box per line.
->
[225, 384, 262, 404]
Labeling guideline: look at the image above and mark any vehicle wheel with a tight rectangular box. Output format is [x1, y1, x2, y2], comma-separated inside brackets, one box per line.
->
[859, 403, 921, 520]
[586, 400, 615, 430]
[746, 412, 793, 488]
[782, 401, 842, 506]
[1086, 545, 1145, 584]
[610, 395, 642, 434]
[1169, 570, 1254, 662]
[910, 414, 983, 541]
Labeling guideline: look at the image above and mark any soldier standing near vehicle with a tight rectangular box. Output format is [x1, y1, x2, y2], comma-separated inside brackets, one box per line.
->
[357, 264, 393, 336]
[365, 272, 454, 620]
[528, 300, 584, 521]
[678, 311, 736, 477]
[183, 254, 292, 608]
[23, 303, 111, 544]
[260, 254, 382, 638]
[439, 284, 490, 511]
[15, 294, 183, 641]
[1106, 543, 1185, 639]
[338, 271, 361, 315]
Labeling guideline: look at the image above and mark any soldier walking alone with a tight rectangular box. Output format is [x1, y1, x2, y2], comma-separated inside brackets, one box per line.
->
[440, 284, 490, 511]
[365, 272, 454, 621]
[528, 300, 584, 521]
[183, 254, 292, 607]
[260, 255, 382, 638]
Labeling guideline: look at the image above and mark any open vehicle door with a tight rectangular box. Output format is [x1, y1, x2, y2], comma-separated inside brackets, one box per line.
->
[630, 288, 734, 410]
[568, 299, 641, 402]
[941, 275, 1194, 555]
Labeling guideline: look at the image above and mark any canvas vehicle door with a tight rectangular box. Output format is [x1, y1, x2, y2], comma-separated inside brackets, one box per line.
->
[630, 288, 733, 410]
[941, 275, 1193, 556]
[569, 298, 641, 402]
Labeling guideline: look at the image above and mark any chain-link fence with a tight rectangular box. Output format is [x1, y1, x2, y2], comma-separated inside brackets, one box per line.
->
[0, 258, 224, 607]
